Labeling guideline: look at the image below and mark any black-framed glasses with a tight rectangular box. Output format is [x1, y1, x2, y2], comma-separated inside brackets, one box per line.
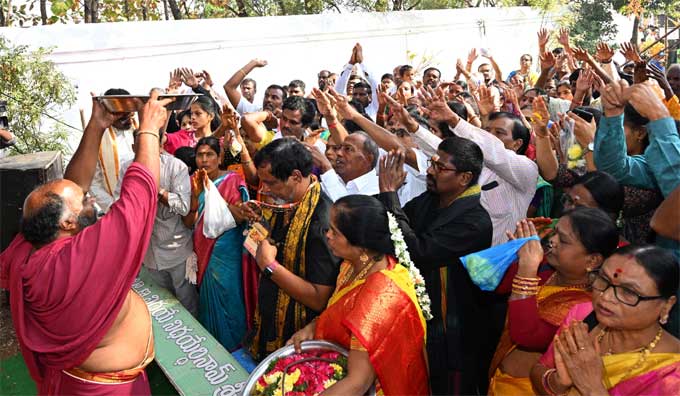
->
[427, 156, 459, 173]
[588, 270, 664, 307]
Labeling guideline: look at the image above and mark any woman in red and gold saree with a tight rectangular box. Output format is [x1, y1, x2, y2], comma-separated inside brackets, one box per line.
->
[287, 195, 429, 395]
[488, 208, 620, 396]
[531, 245, 680, 396]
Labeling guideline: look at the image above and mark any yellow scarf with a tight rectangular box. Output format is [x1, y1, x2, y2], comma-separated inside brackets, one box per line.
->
[252, 178, 321, 356]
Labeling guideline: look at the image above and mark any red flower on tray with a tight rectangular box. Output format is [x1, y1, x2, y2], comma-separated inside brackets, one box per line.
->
[252, 351, 347, 396]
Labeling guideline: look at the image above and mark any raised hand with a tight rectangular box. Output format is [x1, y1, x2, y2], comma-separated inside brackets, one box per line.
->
[220, 103, 240, 131]
[354, 42, 364, 64]
[89, 92, 120, 131]
[647, 63, 674, 100]
[537, 28, 551, 50]
[327, 87, 358, 121]
[251, 59, 268, 68]
[557, 27, 571, 50]
[595, 42, 615, 63]
[572, 47, 592, 63]
[378, 150, 407, 193]
[530, 95, 550, 137]
[191, 168, 208, 199]
[201, 69, 214, 87]
[600, 79, 629, 117]
[168, 68, 182, 92]
[620, 42, 642, 63]
[180, 67, 199, 88]
[513, 220, 543, 275]
[349, 44, 358, 65]
[311, 88, 336, 119]
[575, 68, 594, 92]
[477, 85, 495, 117]
[540, 51, 556, 72]
[567, 111, 596, 148]
[139, 90, 175, 132]
[456, 58, 471, 79]
[467, 48, 478, 65]
[426, 87, 458, 123]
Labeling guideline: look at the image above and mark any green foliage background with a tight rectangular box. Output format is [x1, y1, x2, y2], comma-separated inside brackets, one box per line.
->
[0, 36, 76, 156]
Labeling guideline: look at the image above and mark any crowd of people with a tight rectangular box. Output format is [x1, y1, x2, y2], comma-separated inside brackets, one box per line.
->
[1, 25, 680, 396]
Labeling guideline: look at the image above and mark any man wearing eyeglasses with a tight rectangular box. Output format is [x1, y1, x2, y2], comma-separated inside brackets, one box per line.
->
[377, 139, 493, 395]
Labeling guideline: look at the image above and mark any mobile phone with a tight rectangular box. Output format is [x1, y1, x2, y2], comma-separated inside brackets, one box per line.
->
[571, 108, 594, 123]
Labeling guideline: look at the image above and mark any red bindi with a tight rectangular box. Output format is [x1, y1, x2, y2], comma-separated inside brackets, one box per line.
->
[614, 268, 623, 278]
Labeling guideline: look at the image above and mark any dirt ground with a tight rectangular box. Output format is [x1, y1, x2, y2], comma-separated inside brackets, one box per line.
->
[0, 290, 20, 360]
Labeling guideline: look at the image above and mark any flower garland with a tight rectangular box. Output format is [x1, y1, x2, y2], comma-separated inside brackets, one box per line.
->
[387, 211, 433, 321]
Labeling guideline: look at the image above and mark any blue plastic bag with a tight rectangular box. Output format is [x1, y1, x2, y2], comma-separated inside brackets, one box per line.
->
[460, 236, 540, 291]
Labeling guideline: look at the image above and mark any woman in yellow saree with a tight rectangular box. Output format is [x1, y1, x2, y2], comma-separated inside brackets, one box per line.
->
[489, 208, 620, 395]
[287, 195, 430, 395]
[531, 244, 680, 395]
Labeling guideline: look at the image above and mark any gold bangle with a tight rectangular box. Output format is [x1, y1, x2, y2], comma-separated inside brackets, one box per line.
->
[136, 131, 159, 139]
[514, 275, 541, 282]
[512, 288, 538, 296]
[513, 279, 541, 286]
[512, 285, 539, 292]
[239, 69, 247, 78]
[513, 281, 540, 287]
[241, 159, 252, 165]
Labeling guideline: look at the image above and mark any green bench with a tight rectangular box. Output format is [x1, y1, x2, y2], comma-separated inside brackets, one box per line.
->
[133, 268, 250, 396]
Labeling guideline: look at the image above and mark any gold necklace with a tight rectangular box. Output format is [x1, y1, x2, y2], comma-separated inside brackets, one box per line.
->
[548, 272, 589, 289]
[340, 258, 375, 288]
[597, 326, 663, 380]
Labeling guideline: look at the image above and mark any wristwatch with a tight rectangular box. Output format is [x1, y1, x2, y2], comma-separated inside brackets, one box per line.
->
[263, 261, 279, 279]
[583, 142, 595, 154]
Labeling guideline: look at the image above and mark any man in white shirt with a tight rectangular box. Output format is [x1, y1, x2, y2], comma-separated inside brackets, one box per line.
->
[319, 131, 379, 201]
[115, 131, 197, 315]
[334, 43, 380, 120]
[90, 88, 135, 212]
[223, 59, 268, 115]
[416, 106, 538, 246]
[241, 96, 325, 153]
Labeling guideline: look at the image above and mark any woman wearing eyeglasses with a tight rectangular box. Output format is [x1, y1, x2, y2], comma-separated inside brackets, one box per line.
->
[488, 207, 620, 395]
[531, 244, 680, 395]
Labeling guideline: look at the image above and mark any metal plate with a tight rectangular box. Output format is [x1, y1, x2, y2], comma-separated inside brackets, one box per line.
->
[94, 93, 201, 113]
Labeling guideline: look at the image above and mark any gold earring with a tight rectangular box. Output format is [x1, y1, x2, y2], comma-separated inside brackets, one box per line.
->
[359, 252, 369, 265]
[660, 315, 669, 325]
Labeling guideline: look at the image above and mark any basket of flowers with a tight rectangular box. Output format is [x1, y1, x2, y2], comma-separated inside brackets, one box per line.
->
[243, 341, 374, 396]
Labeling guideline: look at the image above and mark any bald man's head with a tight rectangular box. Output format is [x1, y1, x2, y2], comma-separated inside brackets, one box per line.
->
[21, 179, 97, 247]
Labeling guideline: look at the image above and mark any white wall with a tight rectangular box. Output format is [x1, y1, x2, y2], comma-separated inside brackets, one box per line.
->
[0, 7, 633, 152]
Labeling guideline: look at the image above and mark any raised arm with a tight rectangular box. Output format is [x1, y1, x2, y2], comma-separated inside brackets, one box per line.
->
[651, 184, 680, 240]
[241, 111, 272, 143]
[594, 80, 660, 190]
[334, 44, 359, 95]
[312, 88, 349, 143]
[64, 94, 120, 193]
[332, 90, 419, 170]
[223, 59, 268, 108]
[532, 96, 561, 181]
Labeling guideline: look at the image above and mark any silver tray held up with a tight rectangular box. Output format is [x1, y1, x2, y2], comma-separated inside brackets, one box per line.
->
[242, 340, 376, 396]
[94, 93, 201, 113]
